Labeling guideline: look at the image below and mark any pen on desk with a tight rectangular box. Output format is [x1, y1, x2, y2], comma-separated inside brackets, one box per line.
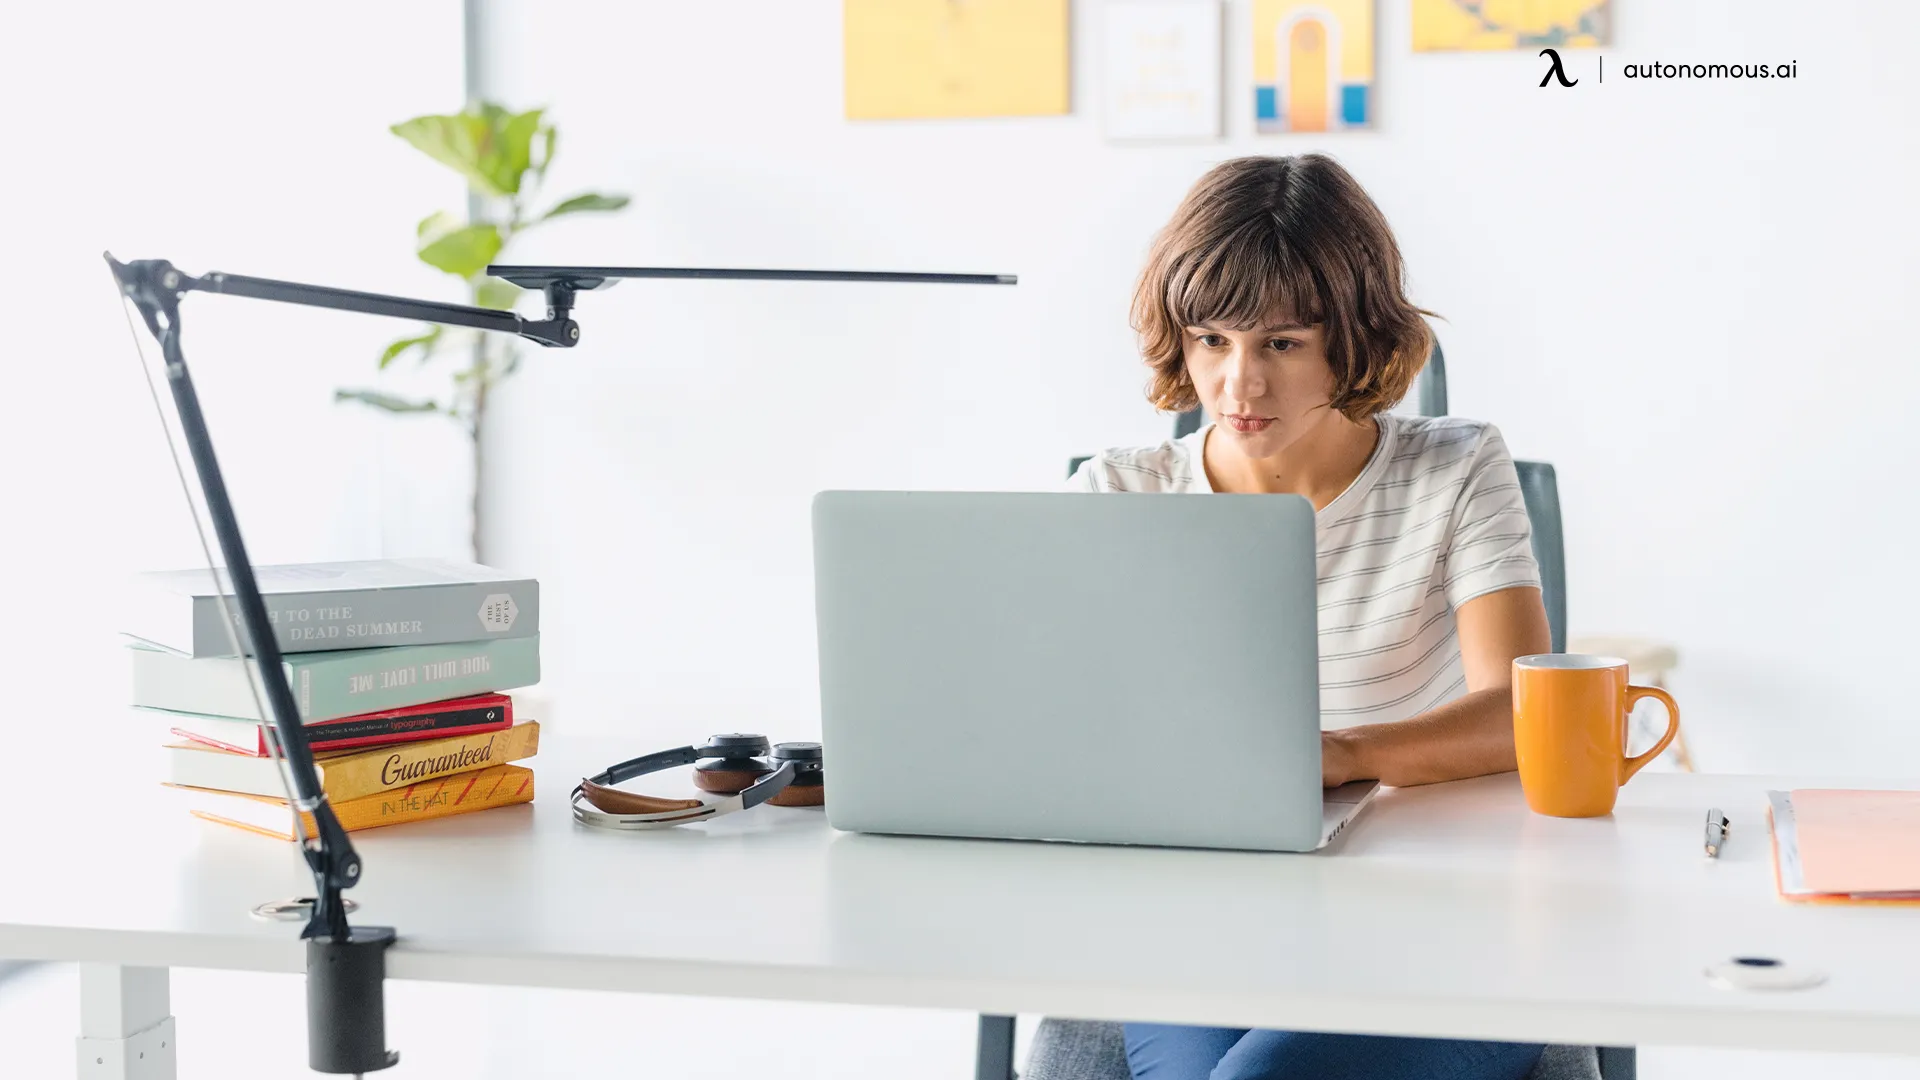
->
[1705, 808, 1729, 858]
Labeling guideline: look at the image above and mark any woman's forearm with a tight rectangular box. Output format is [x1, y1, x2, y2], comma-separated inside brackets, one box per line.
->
[1323, 686, 1517, 787]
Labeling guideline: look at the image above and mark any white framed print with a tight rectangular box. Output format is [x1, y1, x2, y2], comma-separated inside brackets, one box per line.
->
[1101, 1, 1224, 142]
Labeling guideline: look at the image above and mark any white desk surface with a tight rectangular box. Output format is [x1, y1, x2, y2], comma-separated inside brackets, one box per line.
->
[3, 735, 1918, 1055]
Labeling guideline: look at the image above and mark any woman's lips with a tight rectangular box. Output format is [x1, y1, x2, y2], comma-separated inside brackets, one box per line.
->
[1225, 415, 1274, 433]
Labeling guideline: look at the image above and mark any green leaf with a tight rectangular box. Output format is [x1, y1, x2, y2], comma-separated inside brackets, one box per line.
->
[391, 113, 508, 197]
[390, 103, 546, 197]
[475, 278, 521, 311]
[496, 109, 544, 193]
[535, 126, 556, 177]
[378, 327, 443, 370]
[417, 222, 503, 278]
[416, 210, 458, 239]
[537, 192, 630, 223]
[335, 389, 440, 414]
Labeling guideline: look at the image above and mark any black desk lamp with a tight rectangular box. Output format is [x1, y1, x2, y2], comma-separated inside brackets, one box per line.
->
[105, 254, 1015, 1076]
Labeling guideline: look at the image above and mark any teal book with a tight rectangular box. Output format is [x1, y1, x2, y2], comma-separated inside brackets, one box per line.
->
[124, 558, 539, 658]
[128, 634, 541, 723]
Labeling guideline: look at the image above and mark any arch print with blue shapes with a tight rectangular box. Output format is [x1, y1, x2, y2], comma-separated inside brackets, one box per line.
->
[1254, 0, 1374, 133]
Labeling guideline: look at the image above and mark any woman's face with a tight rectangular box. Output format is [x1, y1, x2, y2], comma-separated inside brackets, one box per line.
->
[1181, 315, 1336, 460]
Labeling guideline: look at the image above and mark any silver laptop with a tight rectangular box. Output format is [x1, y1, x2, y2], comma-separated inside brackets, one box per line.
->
[811, 491, 1378, 853]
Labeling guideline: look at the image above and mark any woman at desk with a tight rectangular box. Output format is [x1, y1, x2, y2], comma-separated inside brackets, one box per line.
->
[1071, 155, 1550, 1080]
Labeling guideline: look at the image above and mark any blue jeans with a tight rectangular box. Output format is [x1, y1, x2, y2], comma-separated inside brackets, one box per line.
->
[1123, 1023, 1545, 1080]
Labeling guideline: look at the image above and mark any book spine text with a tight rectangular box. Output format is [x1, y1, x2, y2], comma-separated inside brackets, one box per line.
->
[295, 636, 540, 721]
[323, 721, 541, 800]
[189, 579, 539, 656]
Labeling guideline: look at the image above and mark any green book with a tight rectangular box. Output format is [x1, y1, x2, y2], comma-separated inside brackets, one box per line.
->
[128, 634, 541, 723]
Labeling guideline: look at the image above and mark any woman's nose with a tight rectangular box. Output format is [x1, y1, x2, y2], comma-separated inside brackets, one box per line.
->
[1221, 346, 1264, 402]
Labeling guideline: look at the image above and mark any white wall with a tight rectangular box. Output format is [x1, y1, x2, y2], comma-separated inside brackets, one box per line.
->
[1, 2, 467, 722]
[3, 7, 1912, 1078]
[482, 0, 1920, 774]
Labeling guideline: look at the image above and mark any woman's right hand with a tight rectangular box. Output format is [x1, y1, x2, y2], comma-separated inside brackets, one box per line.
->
[1321, 730, 1363, 788]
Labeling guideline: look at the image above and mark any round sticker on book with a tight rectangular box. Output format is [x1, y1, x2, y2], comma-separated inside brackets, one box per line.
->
[479, 593, 519, 632]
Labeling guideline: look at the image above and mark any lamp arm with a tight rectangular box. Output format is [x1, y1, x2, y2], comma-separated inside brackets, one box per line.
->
[108, 254, 400, 1075]
[137, 260, 582, 347]
[101, 250, 1014, 1075]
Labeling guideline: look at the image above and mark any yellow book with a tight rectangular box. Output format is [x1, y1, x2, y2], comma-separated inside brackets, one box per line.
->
[163, 721, 539, 803]
[175, 764, 534, 840]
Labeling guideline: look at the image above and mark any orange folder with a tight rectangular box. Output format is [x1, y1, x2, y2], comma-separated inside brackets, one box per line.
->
[1794, 789, 1920, 894]
[1769, 789, 1920, 906]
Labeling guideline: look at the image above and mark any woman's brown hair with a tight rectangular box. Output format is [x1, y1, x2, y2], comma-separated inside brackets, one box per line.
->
[1132, 154, 1433, 421]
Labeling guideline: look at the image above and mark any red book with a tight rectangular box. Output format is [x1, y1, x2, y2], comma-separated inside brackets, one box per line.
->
[165, 694, 513, 757]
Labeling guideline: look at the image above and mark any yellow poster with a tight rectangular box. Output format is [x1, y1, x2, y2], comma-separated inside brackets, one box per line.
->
[844, 0, 1072, 119]
[1412, 0, 1609, 52]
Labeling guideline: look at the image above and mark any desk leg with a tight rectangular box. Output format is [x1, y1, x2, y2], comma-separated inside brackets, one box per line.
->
[976, 1014, 1017, 1080]
[76, 964, 176, 1080]
[1597, 1045, 1636, 1080]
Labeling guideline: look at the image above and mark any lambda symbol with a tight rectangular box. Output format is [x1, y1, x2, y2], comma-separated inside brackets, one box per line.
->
[1539, 48, 1578, 88]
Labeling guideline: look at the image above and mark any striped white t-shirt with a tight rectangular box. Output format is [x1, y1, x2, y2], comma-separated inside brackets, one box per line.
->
[1069, 414, 1540, 728]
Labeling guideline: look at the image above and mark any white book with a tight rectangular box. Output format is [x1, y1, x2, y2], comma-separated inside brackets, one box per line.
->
[125, 557, 538, 658]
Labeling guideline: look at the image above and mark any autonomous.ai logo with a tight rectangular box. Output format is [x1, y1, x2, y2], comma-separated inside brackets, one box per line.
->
[1539, 48, 1577, 87]
[1534, 51, 1800, 88]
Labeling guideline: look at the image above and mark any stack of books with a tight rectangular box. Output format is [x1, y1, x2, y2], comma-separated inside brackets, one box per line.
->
[126, 558, 543, 839]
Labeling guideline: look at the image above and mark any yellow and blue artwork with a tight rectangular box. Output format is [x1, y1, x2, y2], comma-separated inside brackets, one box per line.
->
[1253, 0, 1374, 134]
[1412, 0, 1610, 52]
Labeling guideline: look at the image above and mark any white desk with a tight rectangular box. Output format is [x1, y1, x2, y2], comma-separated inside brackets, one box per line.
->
[3, 736, 1918, 1078]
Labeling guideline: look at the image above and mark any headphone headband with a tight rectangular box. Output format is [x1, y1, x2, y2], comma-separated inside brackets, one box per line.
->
[571, 735, 820, 830]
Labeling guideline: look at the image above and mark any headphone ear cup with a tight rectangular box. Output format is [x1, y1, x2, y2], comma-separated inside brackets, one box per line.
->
[766, 784, 824, 808]
[766, 741, 824, 807]
[693, 733, 776, 794]
[692, 763, 772, 795]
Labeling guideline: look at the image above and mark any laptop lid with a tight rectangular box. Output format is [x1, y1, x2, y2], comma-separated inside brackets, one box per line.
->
[812, 491, 1326, 852]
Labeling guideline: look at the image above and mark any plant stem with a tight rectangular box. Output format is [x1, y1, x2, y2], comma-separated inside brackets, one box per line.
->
[466, 192, 521, 564]
[471, 374, 488, 564]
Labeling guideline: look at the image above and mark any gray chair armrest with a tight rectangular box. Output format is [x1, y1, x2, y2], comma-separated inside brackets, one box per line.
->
[1025, 1019, 1131, 1080]
[1535, 1045, 1603, 1080]
[1021, 1019, 1602, 1080]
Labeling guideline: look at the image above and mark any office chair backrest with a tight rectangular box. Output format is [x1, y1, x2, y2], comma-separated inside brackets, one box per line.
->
[1173, 407, 1204, 439]
[1514, 461, 1566, 653]
[1418, 337, 1449, 417]
[1407, 337, 1564, 650]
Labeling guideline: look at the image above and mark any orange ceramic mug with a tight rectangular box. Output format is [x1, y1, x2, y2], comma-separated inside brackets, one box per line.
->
[1512, 654, 1680, 818]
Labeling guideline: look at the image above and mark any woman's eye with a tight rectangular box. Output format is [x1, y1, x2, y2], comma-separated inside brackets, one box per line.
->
[1198, 333, 1227, 347]
[1268, 338, 1297, 352]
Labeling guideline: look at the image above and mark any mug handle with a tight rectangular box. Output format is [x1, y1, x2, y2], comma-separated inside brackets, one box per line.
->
[1619, 685, 1680, 783]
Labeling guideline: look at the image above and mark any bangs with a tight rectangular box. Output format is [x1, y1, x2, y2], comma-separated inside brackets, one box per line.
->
[1132, 154, 1432, 420]
[1164, 220, 1324, 331]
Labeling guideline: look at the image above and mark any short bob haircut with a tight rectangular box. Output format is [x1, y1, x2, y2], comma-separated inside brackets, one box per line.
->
[1132, 154, 1433, 421]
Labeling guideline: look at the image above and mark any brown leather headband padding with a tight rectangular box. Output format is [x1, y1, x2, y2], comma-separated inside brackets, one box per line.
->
[579, 779, 703, 816]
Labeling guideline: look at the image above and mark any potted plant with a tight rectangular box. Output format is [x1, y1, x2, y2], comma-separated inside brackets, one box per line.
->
[338, 102, 628, 561]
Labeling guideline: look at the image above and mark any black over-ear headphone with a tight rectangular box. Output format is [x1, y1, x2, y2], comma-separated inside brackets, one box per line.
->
[571, 733, 824, 829]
